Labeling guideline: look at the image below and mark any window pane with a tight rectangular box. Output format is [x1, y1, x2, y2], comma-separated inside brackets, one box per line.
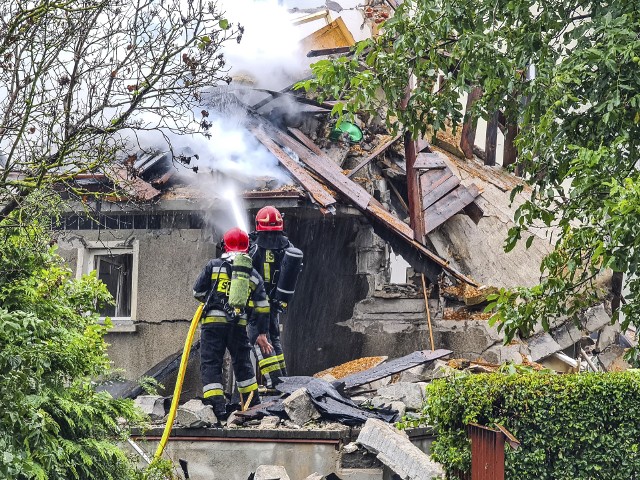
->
[95, 253, 133, 318]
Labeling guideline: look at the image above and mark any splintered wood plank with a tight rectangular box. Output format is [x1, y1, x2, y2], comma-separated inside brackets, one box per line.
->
[424, 184, 481, 233]
[421, 174, 461, 210]
[367, 200, 414, 240]
[269, 126, 372, 209]
[413, 152, 447, 170]
[419, 168, 450, 194]
[250, 126, 337, 208]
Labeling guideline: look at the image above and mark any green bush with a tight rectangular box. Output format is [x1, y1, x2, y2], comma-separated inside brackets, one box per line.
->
[0, 222, 171, 479]
[425, 371, 640, 479]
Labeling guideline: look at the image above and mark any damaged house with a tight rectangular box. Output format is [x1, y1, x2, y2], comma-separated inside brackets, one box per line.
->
[47, 2, 632, 478]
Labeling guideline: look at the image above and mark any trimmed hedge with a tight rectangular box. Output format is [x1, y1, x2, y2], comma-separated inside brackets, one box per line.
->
[425, 371, 640, 479]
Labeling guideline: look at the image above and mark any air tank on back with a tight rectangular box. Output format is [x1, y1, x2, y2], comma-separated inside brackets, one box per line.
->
[273, 247, 303, 303]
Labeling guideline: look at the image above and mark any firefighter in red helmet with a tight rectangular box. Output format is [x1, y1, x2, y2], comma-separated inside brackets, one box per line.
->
[192, 227, 272, 421]
[248, 206, 302, 388]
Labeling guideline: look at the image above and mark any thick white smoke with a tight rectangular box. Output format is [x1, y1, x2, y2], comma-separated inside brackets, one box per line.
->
[220, 0, 308, 91]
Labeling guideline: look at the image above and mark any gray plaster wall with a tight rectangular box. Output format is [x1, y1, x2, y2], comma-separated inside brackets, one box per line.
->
[57, 227, 215, 381]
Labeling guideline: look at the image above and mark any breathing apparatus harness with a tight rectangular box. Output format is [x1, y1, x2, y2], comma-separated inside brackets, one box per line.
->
[204, 252, 254, 323]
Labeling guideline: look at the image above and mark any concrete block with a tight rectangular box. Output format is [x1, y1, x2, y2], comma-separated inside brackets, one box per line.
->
[598, 344, 630, 372]
[335, 468, 383, 480]
[357, 418, 445, 480]
[175, 399, 217, 428]
[583, 304, 611, 333]
[259, 416, 280, 429]
[429, 360, 457, 379]
[283, 388, 321, 426]
[134, 395, 165, 421]
[527, 332, 562, 362]
[343, 442, 359, 454]
[390, 401, 407, 419]
[254, 465, 290, 480]
[597, 324, 619, 350]
[550, 321, 583, 350]
[398, 364, 432, 383]
[375, 382, 426, 411]
[480, 343, 524, 365]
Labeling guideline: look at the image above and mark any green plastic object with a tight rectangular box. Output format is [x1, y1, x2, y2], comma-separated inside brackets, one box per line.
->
[329, 121, 363, 143]
[228, 253, 252, 308]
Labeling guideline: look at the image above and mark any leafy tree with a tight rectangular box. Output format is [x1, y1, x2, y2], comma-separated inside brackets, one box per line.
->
[298, 1, 640, 355]
[0, 200, 171, 479]
[0, 0, 238, 224]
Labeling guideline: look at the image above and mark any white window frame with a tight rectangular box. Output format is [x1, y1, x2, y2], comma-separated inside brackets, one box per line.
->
[76, 240, 139, 332]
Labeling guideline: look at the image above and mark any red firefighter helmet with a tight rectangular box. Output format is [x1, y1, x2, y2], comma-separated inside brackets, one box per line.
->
[222, 227, 249, 253]
[255, 206, 284, 231]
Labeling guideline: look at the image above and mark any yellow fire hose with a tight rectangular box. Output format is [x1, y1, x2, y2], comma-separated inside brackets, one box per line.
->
[153, 303, 204, 460]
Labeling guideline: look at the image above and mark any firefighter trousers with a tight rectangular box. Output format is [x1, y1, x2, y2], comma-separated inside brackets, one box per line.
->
[249, 310, 287, 388]
[200, 322, 260, 416]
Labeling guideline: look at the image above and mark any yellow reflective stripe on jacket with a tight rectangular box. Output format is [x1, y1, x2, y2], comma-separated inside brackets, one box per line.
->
[264, 262, 271, 283]
[254, 306, 269, 314]
[203, 389, 224, 398]
[210, 272, 230, 280]
[275, 354, 285, 362]
[202, 316, 247, 327]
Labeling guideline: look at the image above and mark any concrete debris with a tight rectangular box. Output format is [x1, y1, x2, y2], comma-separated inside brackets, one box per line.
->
[175, 399, 218, 428]
[598, 344, 630, 371]
[259, 415, 281, 429]
[357, 419, 445, 480]
[390, 401, 407, 419]
[134, 395, 166, 421]
[283, 388, 322, 426]
[254, 465, 290, 480]
[278, 377, 396, 425]
[597, 325, 619, 350]
[429, 360, 457, 379]
[374, 382, 427, 411]
[480, 343, 523, 365]
[343, 442, 359, 454]
[527, 333, 563, 363]
[584, 304, 611, 332]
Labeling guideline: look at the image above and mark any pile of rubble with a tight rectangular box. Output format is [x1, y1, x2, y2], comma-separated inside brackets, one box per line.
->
[135, 349, 453, 431]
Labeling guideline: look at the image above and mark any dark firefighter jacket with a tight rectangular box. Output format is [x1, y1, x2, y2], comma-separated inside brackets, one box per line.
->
[192, 253, 270, 334]
[248, 232, 293, 298]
